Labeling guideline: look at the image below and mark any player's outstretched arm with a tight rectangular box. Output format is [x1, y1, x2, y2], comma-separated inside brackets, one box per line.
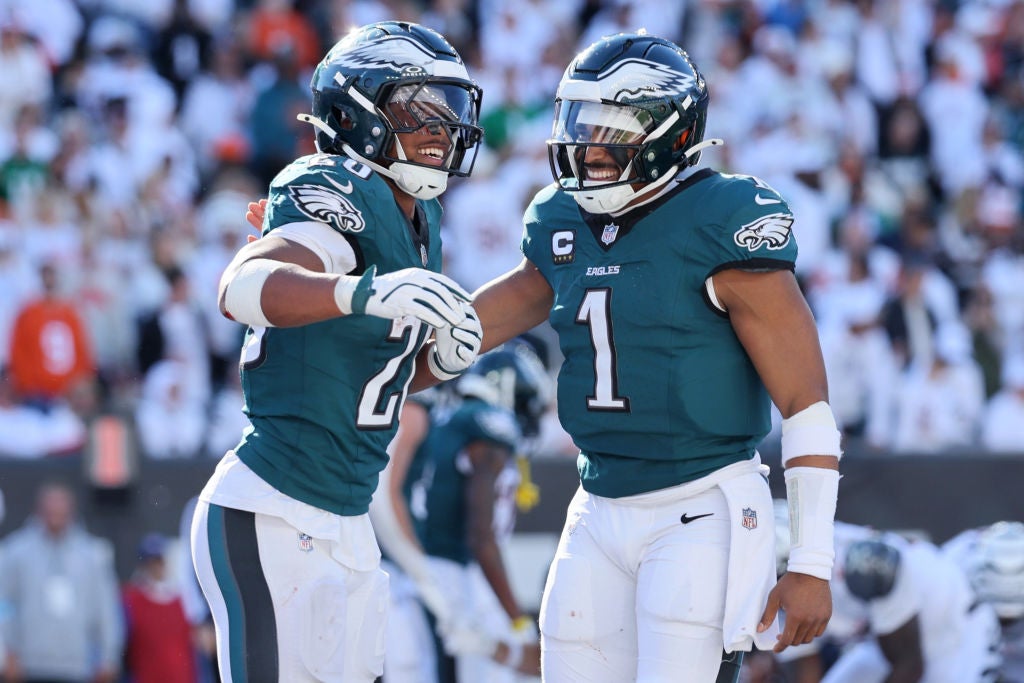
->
[410, 257, 553, 392]
[465, 440, 524, 624]
[712, 268, 839, 652]
[220, 224, 472, 329]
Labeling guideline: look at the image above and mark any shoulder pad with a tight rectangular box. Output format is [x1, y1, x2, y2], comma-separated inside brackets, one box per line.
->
[266, 154, 381, 235]
[715, 173, 795, 252]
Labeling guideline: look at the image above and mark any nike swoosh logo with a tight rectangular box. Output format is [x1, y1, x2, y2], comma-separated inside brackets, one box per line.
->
[754, 194, 781, 205]
[680, 512, 714, 525]
[325, 175, 354, 194]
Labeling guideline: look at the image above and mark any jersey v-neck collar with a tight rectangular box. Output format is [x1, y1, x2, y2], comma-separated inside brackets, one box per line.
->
[404, 202, 431, 266]
[578, 168, 717, 251]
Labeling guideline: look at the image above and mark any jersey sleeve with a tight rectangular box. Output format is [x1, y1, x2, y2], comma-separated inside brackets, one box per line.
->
[521, 184, 565, 283]
[692, 174, 799, 278]
[264, 154, 377, 275]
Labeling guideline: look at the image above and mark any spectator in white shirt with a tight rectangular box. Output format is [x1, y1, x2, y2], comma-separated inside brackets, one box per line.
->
[134, 358, 205, 459]
[981, 354, 1024, 453]
[892, 323, 986, 453]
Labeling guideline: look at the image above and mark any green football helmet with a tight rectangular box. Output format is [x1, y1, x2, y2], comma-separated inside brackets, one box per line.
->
[457, 341, 552, 440]
[301, 22, 483, 199]
[548, 31, 720, 214]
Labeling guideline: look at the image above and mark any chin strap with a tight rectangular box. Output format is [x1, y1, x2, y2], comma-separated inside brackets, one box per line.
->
[297, 112, 335, 140]
[684, 137, 724, 159]
[296, 113, 448, 200]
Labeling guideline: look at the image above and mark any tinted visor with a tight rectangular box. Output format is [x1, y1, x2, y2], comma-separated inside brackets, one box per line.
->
[382, 80, 483, 176]
[551, 100, 653, 145]
[548, 100, 653, 189]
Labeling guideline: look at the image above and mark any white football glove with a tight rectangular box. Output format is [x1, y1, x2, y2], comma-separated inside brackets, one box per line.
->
[413, 576, 454, 629]
[440, 619, 498, 658]
[427, 303, 483, 381]
[334, 265, 470, 329]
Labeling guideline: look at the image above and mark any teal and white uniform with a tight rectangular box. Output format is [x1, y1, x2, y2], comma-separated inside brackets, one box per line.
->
[193, 153, 444, 683]
[405, 398, 523, 683]
[535, 170, 798, 678]
[409, 399, 520, 564]
[522, 169, 798, 498]
[236, 153, 442, 515]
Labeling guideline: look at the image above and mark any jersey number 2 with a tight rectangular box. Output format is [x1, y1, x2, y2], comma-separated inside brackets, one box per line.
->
[357, 318, 422, 429]
[577, 289, 629, 412]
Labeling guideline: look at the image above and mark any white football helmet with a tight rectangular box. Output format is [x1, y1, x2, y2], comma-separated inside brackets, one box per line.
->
[970, 521, 1024, 620]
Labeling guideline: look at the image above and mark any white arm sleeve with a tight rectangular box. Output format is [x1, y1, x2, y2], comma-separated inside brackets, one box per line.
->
[272, 221, 358, 274]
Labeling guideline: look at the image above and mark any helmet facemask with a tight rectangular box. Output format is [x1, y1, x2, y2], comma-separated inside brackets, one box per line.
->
[378, 80, 482, 198]
[302, 22, 483, 200]
[549, 100, 659, 214]
[547, 32, 720, 214]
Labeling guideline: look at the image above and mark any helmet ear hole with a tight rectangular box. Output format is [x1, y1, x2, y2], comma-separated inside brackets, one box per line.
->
[675, 129, 691, 151]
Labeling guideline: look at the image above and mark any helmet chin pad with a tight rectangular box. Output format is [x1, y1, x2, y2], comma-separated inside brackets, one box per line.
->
[391, 162, 448, 200]
[574, 184, 634, 214]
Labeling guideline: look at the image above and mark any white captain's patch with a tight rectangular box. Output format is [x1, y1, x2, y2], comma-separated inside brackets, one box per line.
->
[598, 58, 696, 103]
[733, 212, 794, 251]
[288, 183, 366, 233]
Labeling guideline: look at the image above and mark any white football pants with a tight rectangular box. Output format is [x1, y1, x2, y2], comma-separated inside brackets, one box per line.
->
[191, 501, 389, 683]
[540, 484, 732, 683]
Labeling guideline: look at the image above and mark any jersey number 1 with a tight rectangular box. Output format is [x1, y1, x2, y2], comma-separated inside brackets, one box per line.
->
[577, 289, 629, 412]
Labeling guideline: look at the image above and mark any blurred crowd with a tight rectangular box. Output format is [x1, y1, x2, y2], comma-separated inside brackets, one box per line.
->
[2, 0, 1024, 460]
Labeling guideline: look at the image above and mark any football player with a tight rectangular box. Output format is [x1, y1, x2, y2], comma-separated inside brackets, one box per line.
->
[190, 22, 485, 683]
[775, 515, 1002, 683]
[944, 521, 1024, 683]
[407, 342, 552, 682]
[248, 30, 840, 682]
[440, 31, 839, 682]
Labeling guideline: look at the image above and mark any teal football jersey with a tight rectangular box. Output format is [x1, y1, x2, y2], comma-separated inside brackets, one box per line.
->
[235, 153, 444, 515]
[522, 169, 798, 498]
[408, 399, 519, 564]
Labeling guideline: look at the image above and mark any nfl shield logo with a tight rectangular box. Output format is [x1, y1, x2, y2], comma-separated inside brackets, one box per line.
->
[741, 508, 758, 530]
[420, 244, 429, 266]
[601, 223, 619, 245]
[298, 533, 314, 552]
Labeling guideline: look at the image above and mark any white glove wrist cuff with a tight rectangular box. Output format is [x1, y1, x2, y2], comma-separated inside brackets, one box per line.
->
[223, 258, 279, 328]
[784, 466, 839, 581]
[427, 344, 462, 381]
[780, 401, 842, 466]
[333, 275, 356, 315]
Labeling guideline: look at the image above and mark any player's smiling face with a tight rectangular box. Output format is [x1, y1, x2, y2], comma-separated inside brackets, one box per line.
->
[384, 94, 456, 168]
[582, 145, 624, 181]
[579, 142, 639, 185]
[393, 126, 452, 167]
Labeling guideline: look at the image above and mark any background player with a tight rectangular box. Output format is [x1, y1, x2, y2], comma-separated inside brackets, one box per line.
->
[944, 520, 1024, 683]
[775, 510, 1002, 683]
[407, 342, 551, 682]
[191, 22, 485, 683]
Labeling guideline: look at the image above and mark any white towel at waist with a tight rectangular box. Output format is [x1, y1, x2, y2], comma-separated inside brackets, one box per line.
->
[718, 457, 780, 653]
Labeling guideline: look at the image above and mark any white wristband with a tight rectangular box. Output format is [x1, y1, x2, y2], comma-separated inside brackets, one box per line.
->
[333, 268, 377, 316]
[780, 401, 842, 466]
[333, 275, 356, 316]
[784, 466, 839, 581]
[223, 258, 279, 328]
